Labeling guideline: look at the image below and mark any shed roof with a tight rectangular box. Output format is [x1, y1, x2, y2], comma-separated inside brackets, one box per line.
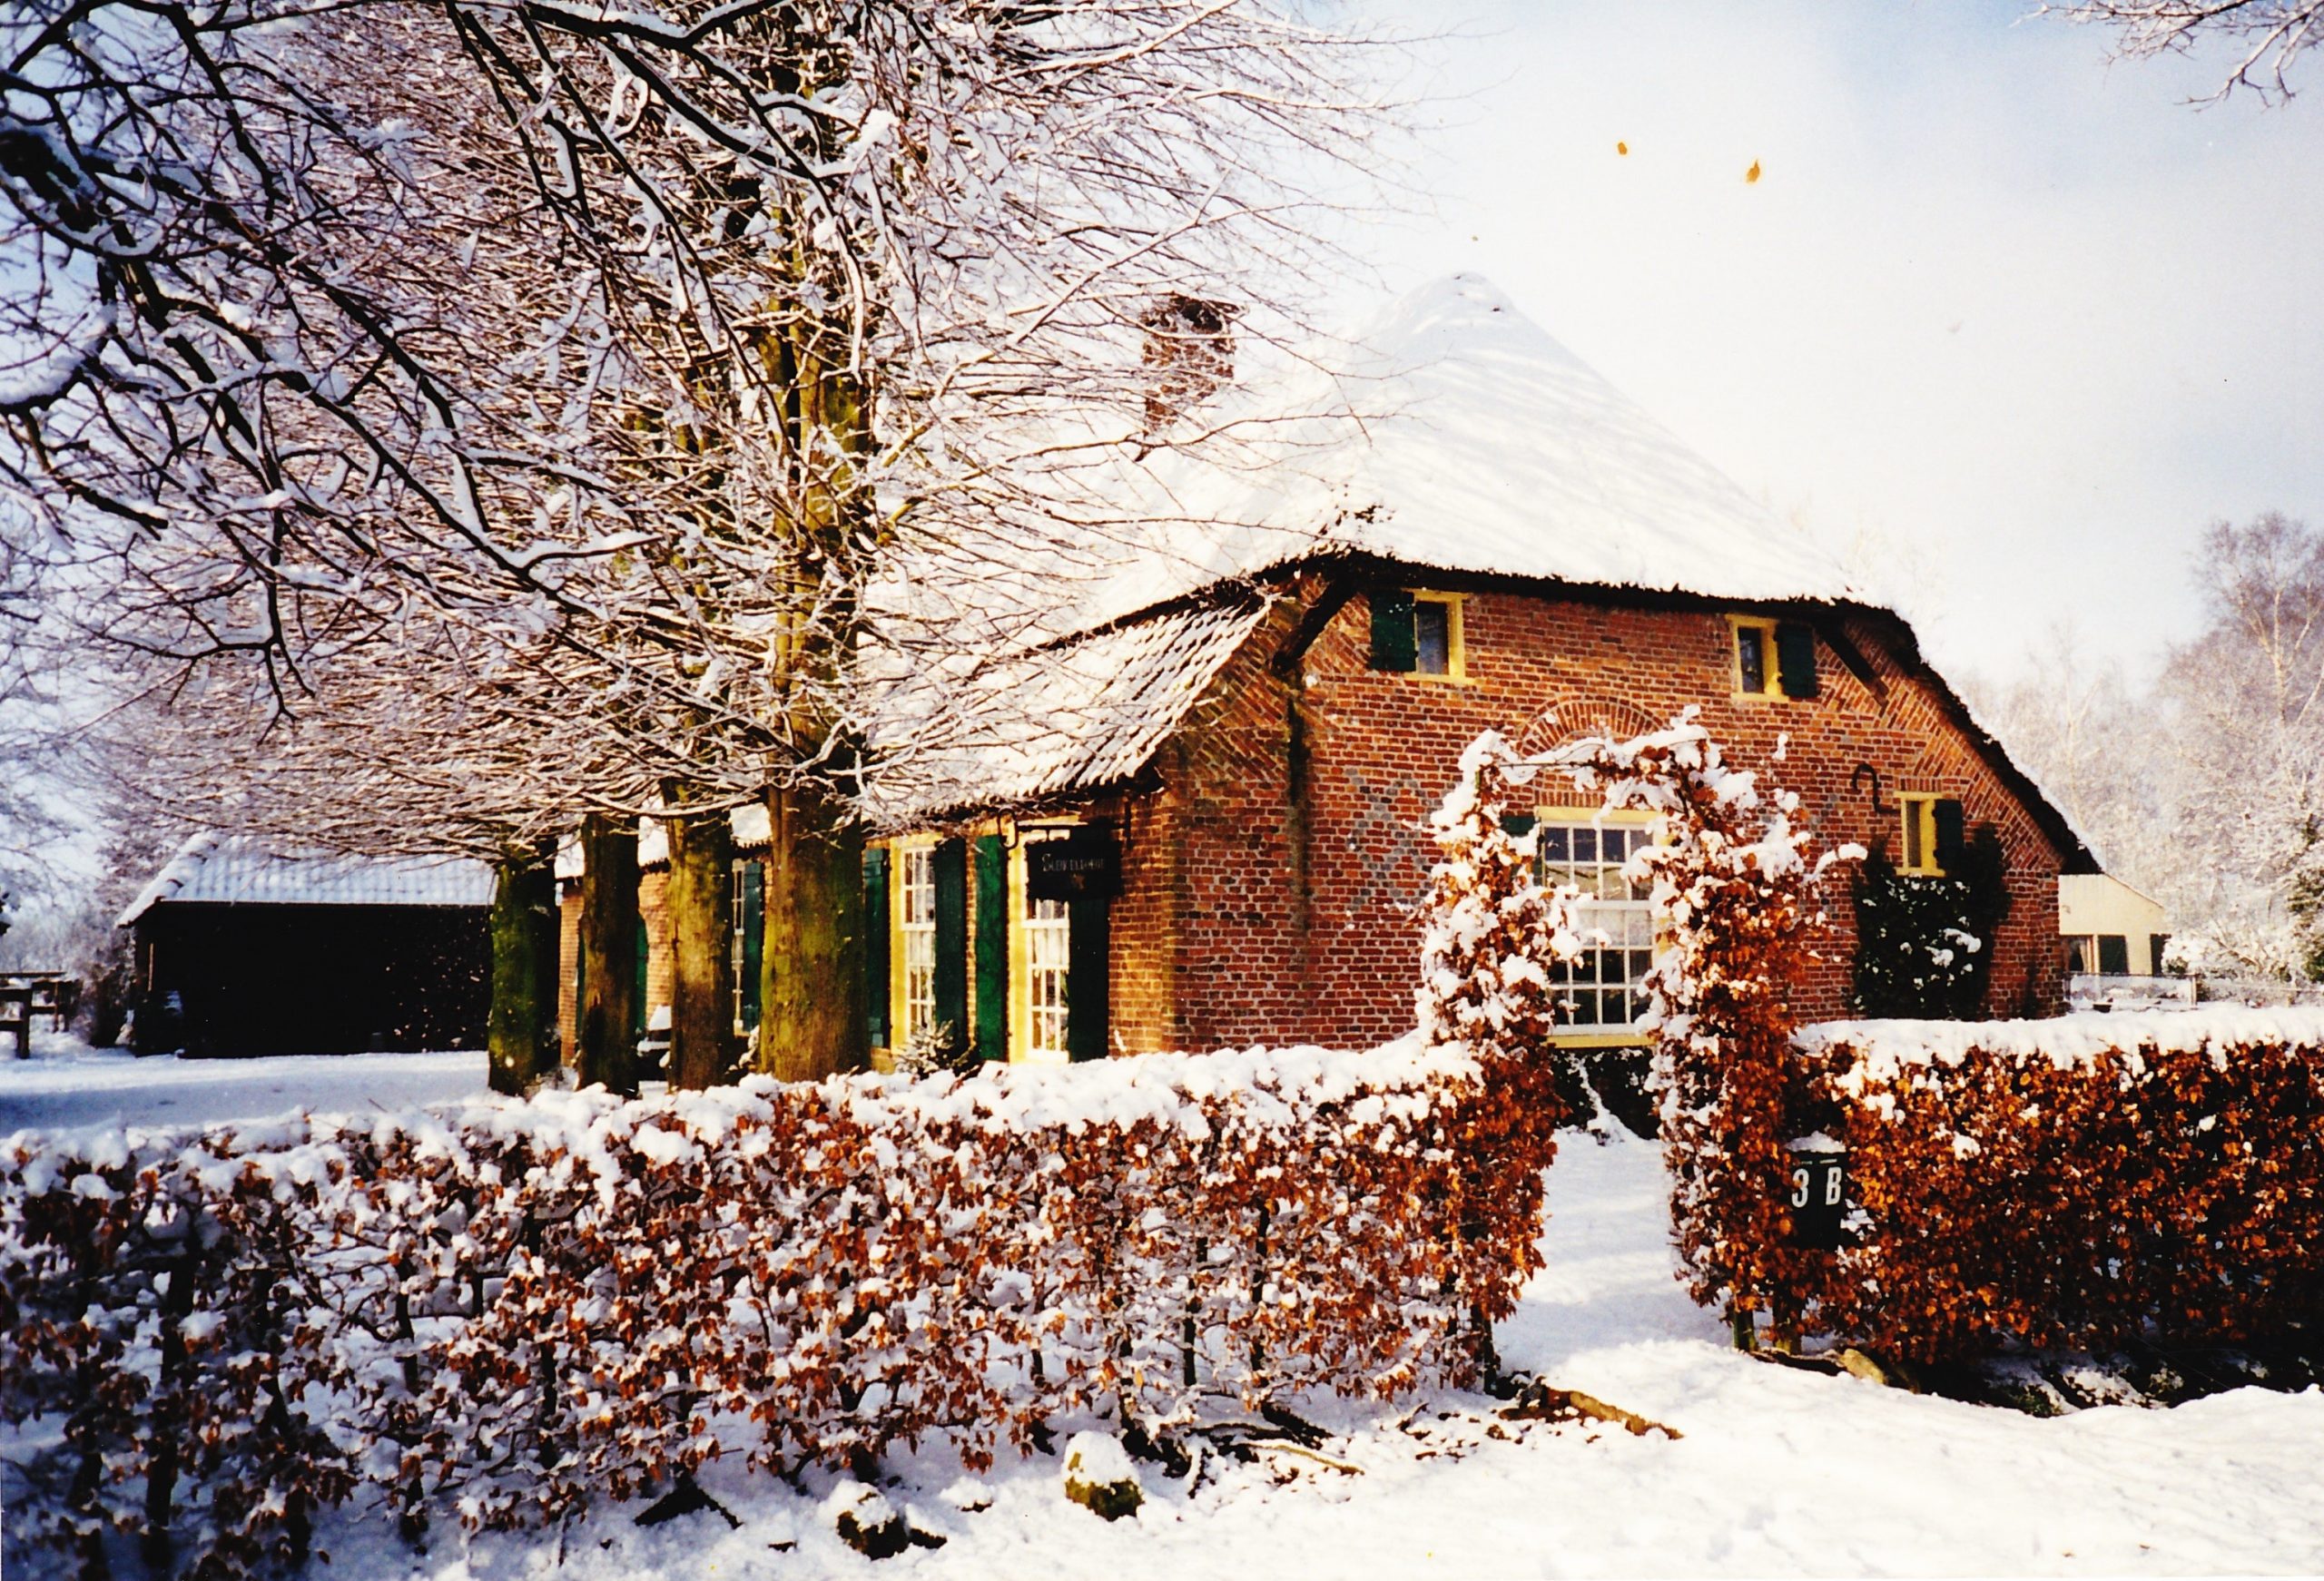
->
[120, 835, 495, 926]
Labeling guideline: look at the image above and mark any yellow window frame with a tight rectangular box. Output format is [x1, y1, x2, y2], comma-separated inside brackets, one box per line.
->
[1007, 825, 1077, 1065]
[1531, 805, 1659, 1048]
[886, 832, 940, 1056]
[1897, 795, 1945, 876]
[1408, 590, 1469, 682]
[1728, 614, 1782, 700]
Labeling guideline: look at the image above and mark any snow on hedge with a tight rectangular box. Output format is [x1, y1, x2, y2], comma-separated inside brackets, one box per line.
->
[1799, 1003, 2324, 1084]
[1787, 1007, 2324, 1362]
[0, 1038, 1530, 1578]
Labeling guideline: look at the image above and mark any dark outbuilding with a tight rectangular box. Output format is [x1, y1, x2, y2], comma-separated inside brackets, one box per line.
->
[121, 836, 492, 1056]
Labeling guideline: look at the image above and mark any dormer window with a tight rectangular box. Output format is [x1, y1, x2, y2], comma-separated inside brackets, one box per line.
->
[1370, 589, 1465, 679]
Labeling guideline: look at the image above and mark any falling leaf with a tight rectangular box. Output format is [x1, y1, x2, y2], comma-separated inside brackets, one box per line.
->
[1745, 160, 1761, 184]
[1616, 141, 1629, 156]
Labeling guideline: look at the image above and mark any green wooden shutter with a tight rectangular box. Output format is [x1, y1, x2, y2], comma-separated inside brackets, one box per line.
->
[739, 860, 763, 1031]
[1932, 798, 1966, 871]
[1370, 588, 1417, 673]
[1067, 896, 1111, 1062]
[933, 837, 969, 1045]
[862, 848, 891, 1046]
[973, 835, 1008, 1062]
[2097, 934, 2129, 976]
[1775, 621, 1820, 699]
[2152, 934, 2171, 976]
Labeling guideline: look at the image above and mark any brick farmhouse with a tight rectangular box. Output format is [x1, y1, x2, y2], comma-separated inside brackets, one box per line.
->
[566, 275, 2095, 1068]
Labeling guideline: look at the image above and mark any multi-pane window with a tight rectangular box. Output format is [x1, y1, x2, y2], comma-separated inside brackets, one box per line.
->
[1024, 891, 1071, 1058]
[1537, 820, 1654, 1031]
[731, 864, 749, 1031]
[900, 845, 938, 1046]
[729, 859, 762, 1035]
[1018, 831, 1073, 1059]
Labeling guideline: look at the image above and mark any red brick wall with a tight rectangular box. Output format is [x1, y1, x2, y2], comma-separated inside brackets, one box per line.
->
[554, 869, 675, 1060]
[1111, 576, 2068, 1053]
[556, 887, 582, 1062]
[1108, 789, 1181, 1055]
[640, 869, 673, 1025]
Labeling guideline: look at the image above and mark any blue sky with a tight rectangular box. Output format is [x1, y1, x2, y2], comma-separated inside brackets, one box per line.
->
[1350, 1, 2321, 685]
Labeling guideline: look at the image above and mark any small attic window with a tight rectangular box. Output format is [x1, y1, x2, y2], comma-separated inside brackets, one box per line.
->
[1898, 794, 1965, 876]
[1730, 615, 1818, 700]
[1371, 589, 1464, 679]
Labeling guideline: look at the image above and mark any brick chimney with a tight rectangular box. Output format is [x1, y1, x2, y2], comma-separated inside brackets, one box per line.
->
[1140, 294, 1238, 434]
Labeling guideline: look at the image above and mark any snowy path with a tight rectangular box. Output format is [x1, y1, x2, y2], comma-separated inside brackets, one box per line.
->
[0, 1037, 486, 1134]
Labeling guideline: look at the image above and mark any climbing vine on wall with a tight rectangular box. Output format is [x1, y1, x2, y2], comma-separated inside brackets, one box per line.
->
[1849, 825, 2012, 1020]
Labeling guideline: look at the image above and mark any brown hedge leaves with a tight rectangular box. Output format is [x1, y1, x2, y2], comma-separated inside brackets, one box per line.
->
[1798, 1016, 2324, 1364]
[0, 1041, 1545, 1574]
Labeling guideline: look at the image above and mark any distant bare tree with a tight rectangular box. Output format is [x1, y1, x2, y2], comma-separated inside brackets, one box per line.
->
[1974, 516, 2324, 981]
[2162, 514, 2324, 973]
[2048, 0, 2324, 100]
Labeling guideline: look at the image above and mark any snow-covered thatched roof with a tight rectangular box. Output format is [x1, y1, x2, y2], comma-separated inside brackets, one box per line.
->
[865, 593, 1271, 828]
[1064, 272, 1858, 627]
[119, 834, 494, 926]
[868, 274, 1863, 825]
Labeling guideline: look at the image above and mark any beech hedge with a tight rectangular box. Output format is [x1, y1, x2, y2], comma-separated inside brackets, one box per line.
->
[1790, 1007, 2324, 1364]
[0, 1041, 1545, 1576]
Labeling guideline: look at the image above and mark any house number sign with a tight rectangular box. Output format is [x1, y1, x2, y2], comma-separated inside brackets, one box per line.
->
[1787, 1150, 1847, 1251]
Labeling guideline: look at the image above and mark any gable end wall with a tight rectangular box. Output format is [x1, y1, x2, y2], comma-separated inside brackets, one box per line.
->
[1133, 578, 2067, 1051]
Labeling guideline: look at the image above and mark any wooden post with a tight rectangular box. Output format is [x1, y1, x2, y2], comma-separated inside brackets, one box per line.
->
[576, 814, 642, 1095]
[2, 987, 27, 1060]
[761, 781, 867, 1081]
[665, 803, 734, 1090]
[487, 840, 556, 1095]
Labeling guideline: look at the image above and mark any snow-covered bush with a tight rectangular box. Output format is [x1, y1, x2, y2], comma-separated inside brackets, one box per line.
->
[0, 1042, 1518, 1575]
[1795, 1007, 2324, 1363]
[1414, 732, 1577, 1365]
[1848, 831, 2011, 1018]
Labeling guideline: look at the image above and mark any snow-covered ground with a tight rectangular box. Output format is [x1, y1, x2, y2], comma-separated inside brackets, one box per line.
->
[0, 1032, 485, 1134]
[6, 1043, 2323, 1577]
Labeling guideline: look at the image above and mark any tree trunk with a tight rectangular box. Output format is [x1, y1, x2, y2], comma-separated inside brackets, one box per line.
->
[487, 840, 556, 1095]
[665, 804, 734, 1090]
[576, 814, 642, 1095]
[762, 781, 867, 1081]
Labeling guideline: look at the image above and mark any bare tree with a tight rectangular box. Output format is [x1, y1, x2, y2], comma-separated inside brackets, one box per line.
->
[8, 0, 1403, 1083]
[1974, 518, 2324, 981]
[2048, 0, 2324, 100]
[2162, 514, 2324, 972]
